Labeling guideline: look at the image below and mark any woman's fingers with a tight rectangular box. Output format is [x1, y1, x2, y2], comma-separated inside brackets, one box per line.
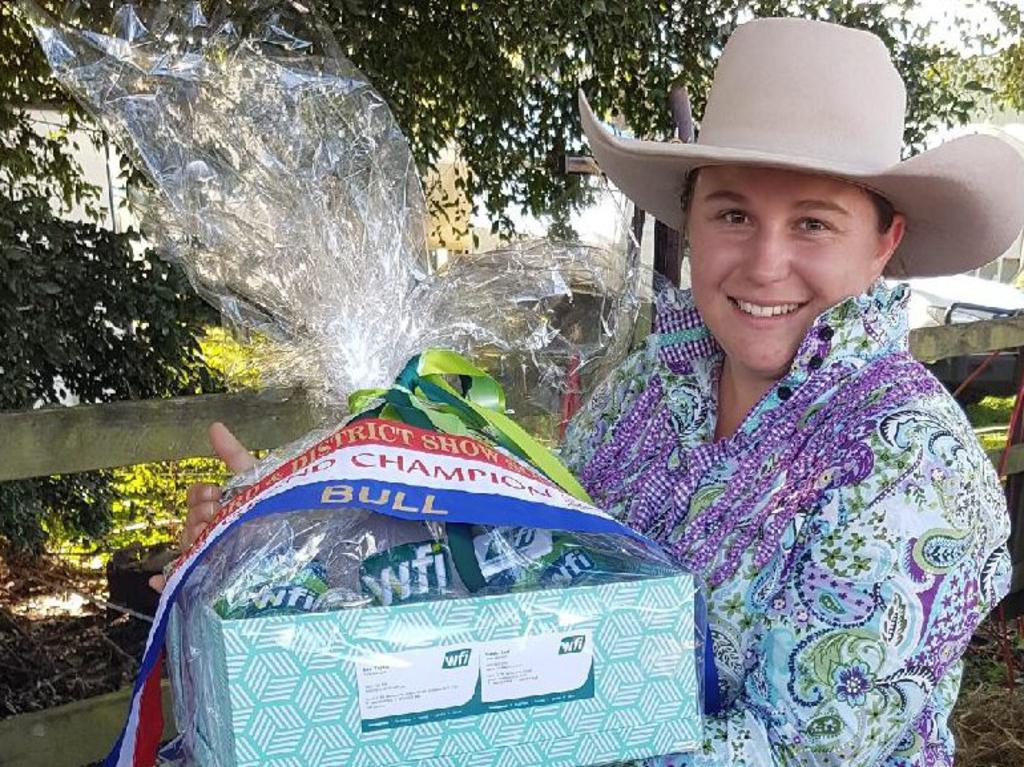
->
[186, 482, 221, 508]
[179, 422, 255, 553]
[154, 493, 219, 593]
[181, 499, 219, 551]
[151, 424, 257, 594]
[208, 421, 257, 474]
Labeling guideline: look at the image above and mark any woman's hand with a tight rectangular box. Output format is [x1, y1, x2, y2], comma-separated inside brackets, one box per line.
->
[148, 422, 256, 593]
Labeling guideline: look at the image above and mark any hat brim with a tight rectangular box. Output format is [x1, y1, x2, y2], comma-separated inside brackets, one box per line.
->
[580, 92, 1024, 277]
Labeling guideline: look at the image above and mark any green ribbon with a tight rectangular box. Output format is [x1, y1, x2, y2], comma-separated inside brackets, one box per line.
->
[349, 349, 591, 503]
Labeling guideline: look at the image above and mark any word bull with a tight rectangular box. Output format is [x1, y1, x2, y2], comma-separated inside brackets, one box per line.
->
[320, 483, 450, 516]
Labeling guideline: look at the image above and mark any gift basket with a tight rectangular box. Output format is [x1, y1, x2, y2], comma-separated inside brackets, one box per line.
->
[25, 2, 707, 765]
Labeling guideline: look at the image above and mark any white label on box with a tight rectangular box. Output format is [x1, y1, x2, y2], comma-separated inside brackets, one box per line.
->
[480, 630, 593, 703]
[355, 630, 594, 730]
[355, 645, 479, 722]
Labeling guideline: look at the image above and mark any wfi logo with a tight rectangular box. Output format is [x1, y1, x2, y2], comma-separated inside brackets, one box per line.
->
[442, 648, 472, 669]
[559, 635, 586, 655]
[482, 528, 536, 563]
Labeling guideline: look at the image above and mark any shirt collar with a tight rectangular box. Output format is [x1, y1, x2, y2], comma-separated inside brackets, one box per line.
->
[651, 280, 912, 434]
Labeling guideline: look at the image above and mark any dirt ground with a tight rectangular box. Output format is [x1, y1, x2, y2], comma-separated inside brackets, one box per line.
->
[0, 553, 148, 718]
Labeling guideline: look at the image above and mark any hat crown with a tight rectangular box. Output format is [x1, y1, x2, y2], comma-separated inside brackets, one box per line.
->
[700, 18, 906, 170]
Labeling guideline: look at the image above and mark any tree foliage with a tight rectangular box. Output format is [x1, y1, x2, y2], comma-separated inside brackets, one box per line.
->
[986, 1, 1024, 113]
[2, 0, 1017, 552]
[321, 0, 1011, 232]
[0, 195, 220, 553]
[9, 1, 1016, 233]
[1, 2, 220, 554]
[1, 1, 91, 208]
[103, 329, 266, 558]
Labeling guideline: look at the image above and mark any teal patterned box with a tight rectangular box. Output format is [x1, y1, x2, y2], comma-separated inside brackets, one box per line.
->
[171, 574, 701, 766]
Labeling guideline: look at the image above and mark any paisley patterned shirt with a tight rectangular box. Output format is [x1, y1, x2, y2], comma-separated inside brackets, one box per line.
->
[562, 281, 1010, 767]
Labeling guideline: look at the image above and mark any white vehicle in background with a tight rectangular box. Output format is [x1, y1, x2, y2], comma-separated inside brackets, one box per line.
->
[902, 269, 1024, 404]
[902, 121, 1024, 403]
[903, 273, 1024, 328]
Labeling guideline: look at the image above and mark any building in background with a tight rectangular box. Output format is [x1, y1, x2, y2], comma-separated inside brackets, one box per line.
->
[27, 107, 137, 232]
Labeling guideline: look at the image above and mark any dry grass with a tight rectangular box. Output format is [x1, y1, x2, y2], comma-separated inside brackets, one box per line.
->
[952, 683, 1024, 766]
[952, 617, 1024, 766]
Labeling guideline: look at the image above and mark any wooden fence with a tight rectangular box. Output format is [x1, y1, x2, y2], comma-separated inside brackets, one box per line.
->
[4, 313, 1024, 766]
[6, 314, 1024, 483]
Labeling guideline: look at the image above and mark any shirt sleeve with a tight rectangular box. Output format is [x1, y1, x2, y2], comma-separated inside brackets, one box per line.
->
[648, 400, 1011, 767]
[560, 342, 657, 476]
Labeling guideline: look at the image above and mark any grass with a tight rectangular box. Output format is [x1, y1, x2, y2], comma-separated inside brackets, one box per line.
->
[967, 396, 1014, 452]
[954, 619, 1024, 767]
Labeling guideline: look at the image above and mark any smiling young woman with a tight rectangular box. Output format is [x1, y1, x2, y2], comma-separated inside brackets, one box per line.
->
[562, 15, 1024, 767]
[176, 15, 1024, 767]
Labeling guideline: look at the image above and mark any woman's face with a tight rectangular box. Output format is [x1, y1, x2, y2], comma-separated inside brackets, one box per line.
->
[686, 165, 905, 385]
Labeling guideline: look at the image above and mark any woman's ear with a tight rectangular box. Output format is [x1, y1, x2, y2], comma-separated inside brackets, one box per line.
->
[873, 212, 906, 280]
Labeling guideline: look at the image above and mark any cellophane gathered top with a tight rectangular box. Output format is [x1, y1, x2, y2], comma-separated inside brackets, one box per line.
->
[562, 280, 1010, 767]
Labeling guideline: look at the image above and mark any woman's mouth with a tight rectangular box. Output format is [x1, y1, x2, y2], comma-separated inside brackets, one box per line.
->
[729, 297, 806, 318]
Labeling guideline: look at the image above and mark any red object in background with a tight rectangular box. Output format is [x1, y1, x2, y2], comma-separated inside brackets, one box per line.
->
[559, 353, 583, 440]
[996, 346, 1024, 689]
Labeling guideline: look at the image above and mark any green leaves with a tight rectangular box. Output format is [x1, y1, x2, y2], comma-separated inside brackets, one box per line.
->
[0, 195, 221, 554]
[10, 1, 1016, 240]
[319, 0, 1014, 235]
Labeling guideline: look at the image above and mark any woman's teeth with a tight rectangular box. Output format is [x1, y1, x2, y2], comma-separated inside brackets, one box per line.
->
[734, 299, 801, 318]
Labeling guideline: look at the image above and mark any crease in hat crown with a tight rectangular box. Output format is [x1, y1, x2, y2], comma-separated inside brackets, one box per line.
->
[698, 18, 906, 171]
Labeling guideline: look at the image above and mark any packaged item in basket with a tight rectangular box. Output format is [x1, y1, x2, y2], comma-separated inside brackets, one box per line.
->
[465, 525, 679, 592]
[359, 538, 456, 606]
[213, 559, 328, 618]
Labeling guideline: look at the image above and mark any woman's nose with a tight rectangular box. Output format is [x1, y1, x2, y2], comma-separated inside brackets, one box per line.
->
[742, 226, 792, 283]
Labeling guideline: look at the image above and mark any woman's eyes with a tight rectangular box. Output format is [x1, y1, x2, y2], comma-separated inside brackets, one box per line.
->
[718, 210, 749, 225]
[713, 212, 834, 232]
[798, 218, 832, 233]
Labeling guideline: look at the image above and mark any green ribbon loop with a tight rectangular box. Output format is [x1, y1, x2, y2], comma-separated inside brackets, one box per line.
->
[348, 350, 591, 503]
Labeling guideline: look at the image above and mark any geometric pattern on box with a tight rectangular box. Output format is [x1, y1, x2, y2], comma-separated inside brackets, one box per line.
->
[171, 575, 702, 766]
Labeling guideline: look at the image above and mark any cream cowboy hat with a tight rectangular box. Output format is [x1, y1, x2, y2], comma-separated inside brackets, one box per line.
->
[579, 17, 1024, 278]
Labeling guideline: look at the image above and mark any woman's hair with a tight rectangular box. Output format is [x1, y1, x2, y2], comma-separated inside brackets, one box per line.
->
[681, 168, 896, 233]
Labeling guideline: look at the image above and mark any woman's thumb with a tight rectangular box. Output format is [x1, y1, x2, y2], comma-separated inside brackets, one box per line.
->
[208, 422, 257, 474]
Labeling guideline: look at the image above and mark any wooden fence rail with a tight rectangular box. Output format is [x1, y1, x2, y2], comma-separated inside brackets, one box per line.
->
[908, 314, 1024, 362]
[0, 388, 335, 482]
[4, 314, 1024, 483]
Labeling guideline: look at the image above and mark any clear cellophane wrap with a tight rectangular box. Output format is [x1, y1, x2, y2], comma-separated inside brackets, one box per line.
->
[25, 0, 645, 438]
